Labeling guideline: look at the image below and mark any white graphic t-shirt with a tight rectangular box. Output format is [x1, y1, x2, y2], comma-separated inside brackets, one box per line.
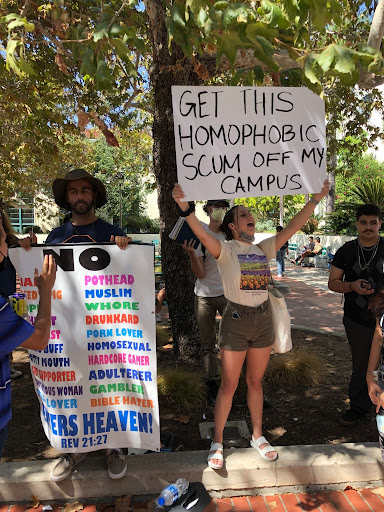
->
[216, 236, 276, 307]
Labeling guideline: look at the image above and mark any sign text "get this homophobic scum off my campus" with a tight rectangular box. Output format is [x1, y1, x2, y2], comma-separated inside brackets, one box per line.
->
[172, 86, 326, 201]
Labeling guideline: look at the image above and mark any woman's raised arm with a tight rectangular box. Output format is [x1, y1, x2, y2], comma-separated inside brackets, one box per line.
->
[172, 184, 222, 259]
[275, 179, 329, 253]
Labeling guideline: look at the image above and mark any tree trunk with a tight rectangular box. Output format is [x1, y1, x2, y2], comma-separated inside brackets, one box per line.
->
[145, 0, 200, 360]
[279, 195, 284, 226]
[326, 154, 337, 213]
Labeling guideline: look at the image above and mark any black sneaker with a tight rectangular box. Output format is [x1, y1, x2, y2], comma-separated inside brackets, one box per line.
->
[340, 409, 363, 426]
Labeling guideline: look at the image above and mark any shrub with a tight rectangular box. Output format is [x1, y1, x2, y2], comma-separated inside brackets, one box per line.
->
[301, 215, 320, 235]
[254, 219, 276, 232]
[157, 368, 206, 410]
[265, 348, 325, 387]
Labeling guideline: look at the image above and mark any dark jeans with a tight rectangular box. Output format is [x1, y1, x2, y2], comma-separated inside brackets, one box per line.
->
[0, 424, 8, 458]
[343, 316, 375, 414]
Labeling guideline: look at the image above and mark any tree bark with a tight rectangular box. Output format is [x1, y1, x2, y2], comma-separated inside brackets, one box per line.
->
[279, 195, 284, 226]
[326, 155, 337, 213]
[144, 0, 200, 360]
[358, 0, 384, 88]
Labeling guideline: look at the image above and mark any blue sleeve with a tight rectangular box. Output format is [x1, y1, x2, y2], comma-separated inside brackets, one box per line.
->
[113, 226, 126, 237]
[0, 299, 35, 358]
[45, 230, 55, 243]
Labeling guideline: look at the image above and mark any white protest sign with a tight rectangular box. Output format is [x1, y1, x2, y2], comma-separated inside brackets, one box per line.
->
[172, 86, 326, 201]
[9, 243, 160, 453]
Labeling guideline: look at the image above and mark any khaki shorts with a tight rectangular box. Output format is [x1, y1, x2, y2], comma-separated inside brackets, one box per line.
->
[218, 299, 274, 351]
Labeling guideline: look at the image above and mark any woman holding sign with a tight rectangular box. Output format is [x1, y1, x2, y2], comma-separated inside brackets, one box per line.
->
[172, 180, 329, 469]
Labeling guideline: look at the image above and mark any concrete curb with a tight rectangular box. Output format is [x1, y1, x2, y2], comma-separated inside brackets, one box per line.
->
[1, 443, 384, 503]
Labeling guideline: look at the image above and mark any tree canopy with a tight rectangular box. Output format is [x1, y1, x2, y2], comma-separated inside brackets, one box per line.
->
[2, 0, 384, 356]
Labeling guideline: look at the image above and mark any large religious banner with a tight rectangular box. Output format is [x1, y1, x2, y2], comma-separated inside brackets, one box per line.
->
[172, 86, 326, 201]
[9, 243, 160, 453]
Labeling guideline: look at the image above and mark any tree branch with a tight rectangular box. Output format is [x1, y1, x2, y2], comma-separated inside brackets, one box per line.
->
[108, 0, 128, 31]
[358, 0, 384, 88]
[368, 0, 384, 49]
[20, 0, 32, 18]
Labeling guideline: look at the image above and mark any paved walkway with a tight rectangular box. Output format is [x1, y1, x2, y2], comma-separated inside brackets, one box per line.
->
[157, 263, 346, 336]
[274, 264, 345, 335]
[3, 488, 384, 511]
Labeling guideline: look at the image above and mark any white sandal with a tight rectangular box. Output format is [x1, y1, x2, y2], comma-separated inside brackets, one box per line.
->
[250, 435, 278, 461]
[207, 442, 224, 470]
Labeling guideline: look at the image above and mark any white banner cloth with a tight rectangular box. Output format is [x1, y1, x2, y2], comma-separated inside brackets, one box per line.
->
[9, 243, 160, 453]
[172, 86, 326, 201]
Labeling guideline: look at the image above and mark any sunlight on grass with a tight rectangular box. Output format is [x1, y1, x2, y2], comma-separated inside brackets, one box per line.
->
[156, 325, 170, 347]
[265, 348, 325, 387]
[157, 368, 206, 410]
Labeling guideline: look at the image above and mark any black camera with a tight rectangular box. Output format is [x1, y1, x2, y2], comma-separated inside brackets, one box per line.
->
[361, 281, 372, 290]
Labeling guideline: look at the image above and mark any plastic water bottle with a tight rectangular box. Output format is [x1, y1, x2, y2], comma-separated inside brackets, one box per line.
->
[157, 478, 189, 507]
[377, 408, 384, 460]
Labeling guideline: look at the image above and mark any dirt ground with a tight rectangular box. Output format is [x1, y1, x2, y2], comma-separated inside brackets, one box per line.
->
[2, 328, 379, 462]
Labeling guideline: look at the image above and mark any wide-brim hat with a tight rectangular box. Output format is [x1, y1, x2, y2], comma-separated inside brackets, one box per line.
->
[52, 169, 107, 209]
[206, 199, 230, 207]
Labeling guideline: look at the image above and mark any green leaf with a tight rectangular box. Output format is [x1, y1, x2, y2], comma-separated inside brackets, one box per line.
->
[95, 60, 114, 91]
[6, 16, 34, 33]
[336, 68, 359, 86]
[80, 47, 96, 77]
[18, 57, 36, 76]
[216, 29, 251, 66]
[171, 3, 186, 30]
[252, 37, 279, 72]
[316, 45, 356, 75]
[246, 22, 279, 41]
[93, 21, 109, 42]
[303, 53, 321, 85]
[221, 4, 248, 29]
[213, 1, 230, 10]
[109, 24, 125, 37]
[5, 38, 21, 74]
[280, 68, 302, 87]
[3, 13, 19, 22]
[254, 35, 274, 56]
[253, 65, 264, 85]
[112, 39, 138, 77]
[259, 0, 290, 30]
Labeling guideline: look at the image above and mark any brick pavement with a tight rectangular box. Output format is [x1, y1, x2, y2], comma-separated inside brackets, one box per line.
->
[157, 264, 346, 335]
[3, 488, 384, 511]
[275, 265, 345, 335]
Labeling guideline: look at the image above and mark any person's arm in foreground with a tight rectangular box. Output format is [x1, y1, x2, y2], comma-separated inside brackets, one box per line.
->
[275, 180, 329, 253]
[183, 239, 205, 279]
[367, 319, 384, 412]
[172, 184, 221, 259]
[21, 254, 56, 351]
